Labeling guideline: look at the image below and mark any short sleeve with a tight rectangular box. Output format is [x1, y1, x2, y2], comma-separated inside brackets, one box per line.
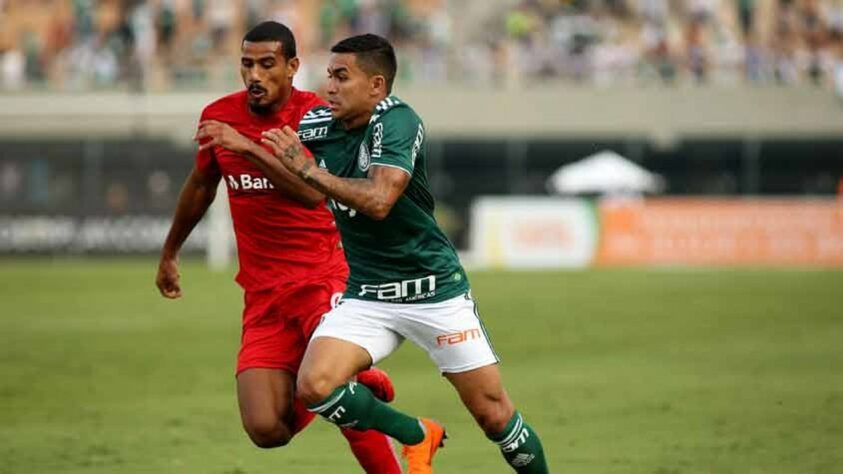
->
[370, 108, 424, 176]
[194, 109, 221, 178]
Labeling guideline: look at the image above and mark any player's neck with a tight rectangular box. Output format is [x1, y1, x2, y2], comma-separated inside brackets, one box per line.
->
[340, 96, 385, 130]
[340, 112, 373, 130]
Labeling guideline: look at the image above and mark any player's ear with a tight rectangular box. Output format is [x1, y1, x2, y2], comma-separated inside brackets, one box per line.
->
[286, 57, 300, 80]
[370, 75, 387, 97]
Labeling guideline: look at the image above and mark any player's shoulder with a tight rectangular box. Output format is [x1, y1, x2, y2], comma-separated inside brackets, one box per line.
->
[300, 104, 333, 124]
[200, 90, 246, 119]
[290, 88, 325, 110]
[297, 104, 334, 142]
[370, 96, 421, 128]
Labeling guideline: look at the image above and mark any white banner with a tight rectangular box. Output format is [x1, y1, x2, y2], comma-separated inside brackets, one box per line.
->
[0, 215, 207, 253]
[468, 197, 598, 269]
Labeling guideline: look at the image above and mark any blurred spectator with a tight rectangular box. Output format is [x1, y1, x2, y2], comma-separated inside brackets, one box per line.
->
[0, 0, 840, 95]
[156, 0, 176, 63]
[1, 45, 25, 90]
[834, 31, 843, 98]
[738, 0, 756, 38]
[105, 181, 129, 213]
[0, 162, 23, 201]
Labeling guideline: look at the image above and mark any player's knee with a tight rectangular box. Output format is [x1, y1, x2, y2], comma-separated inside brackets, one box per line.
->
[243, 416, 293, 449]
[469, 393, 516, 435]
[476, 404, 515, 435]
[297, 370, 339, 406]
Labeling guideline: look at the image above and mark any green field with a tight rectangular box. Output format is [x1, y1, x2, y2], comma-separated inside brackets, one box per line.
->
[1, 259, 842, 473]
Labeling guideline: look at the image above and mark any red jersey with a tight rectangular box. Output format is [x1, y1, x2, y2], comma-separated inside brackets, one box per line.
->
[196, 88, 348, 291]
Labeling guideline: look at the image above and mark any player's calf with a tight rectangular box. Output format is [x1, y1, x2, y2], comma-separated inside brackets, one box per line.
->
[463, 388, 517, 434]
[446, 365, 549, 473]
[461, 393, 548, 473]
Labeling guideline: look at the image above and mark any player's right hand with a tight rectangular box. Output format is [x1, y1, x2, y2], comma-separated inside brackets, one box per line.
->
[195, 120, 252, 154]
[156, 257, 182, 299]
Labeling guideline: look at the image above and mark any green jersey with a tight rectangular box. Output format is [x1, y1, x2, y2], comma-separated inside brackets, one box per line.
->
[298, 96, 469, 304]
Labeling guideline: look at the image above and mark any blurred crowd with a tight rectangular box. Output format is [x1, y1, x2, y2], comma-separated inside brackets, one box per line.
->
[0, 0, 842, 94]
[499, 0, 843, 89]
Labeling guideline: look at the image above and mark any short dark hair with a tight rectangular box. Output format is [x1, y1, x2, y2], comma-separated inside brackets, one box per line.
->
[331, 34, 397, 93]
[243, 21, 296, 59]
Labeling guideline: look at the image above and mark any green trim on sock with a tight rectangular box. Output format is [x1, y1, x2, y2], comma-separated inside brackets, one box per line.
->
[488, 411, 548, 474]
[308, 387, 347, 414]
[489, 411, 523, 443]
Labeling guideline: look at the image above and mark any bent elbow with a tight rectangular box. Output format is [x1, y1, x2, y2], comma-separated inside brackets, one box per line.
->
[368, 202, 392, 221]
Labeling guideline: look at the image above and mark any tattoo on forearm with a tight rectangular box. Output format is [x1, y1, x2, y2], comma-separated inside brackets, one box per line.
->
[298, 161, 315, 182]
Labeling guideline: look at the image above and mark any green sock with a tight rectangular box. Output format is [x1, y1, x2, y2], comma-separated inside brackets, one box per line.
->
[488, 411, 548, 473]
[308, 381, 425, 445]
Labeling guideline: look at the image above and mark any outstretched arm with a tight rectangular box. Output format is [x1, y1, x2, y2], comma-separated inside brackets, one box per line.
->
[156, 166, 219, 298]
[195, 120, 325, 208]
[262, 126, 410, 221]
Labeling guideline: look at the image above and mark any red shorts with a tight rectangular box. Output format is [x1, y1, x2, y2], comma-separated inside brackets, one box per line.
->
[236, 277, 346, 376]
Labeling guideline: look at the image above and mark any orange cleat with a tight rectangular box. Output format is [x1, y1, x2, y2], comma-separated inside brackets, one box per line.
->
[356, 367, 395, 403]
[401, 418, 447, 474]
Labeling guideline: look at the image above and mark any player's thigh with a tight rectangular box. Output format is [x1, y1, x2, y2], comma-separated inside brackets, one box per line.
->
[444, 364, 515, 434]
[298, 299, 402, 402]
[238, 288, 307, 375]
[400, 292, 499, 374]
[296, 336, 375, 405]
[237, 368, 297, 431]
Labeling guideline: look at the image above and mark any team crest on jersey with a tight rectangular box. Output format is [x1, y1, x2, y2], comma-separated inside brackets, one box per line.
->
[358, 142, 371, 172]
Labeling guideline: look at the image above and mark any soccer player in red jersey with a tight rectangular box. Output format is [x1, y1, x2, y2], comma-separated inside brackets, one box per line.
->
[155, 21, 401, 473]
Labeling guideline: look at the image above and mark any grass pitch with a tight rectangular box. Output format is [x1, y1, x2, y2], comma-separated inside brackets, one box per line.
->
[1, 259, 842, 473]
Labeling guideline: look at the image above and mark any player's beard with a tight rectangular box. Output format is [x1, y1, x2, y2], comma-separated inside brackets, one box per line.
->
[248, 85, 275, 115]
[248, 100, 276, 115]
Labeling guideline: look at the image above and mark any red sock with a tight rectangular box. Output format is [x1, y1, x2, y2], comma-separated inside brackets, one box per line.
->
[341, 428, 402, 474]
[292, 398, 316, 434]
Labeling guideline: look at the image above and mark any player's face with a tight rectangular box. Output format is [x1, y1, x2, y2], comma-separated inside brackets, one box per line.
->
[240, 41, 299, 113]
[325, 53, 382, 124]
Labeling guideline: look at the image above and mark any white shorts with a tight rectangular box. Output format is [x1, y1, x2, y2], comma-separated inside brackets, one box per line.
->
[312, 292, 500, 373]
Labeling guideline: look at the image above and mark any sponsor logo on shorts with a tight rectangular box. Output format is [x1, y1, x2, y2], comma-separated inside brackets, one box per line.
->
[436, 328, 482, 346]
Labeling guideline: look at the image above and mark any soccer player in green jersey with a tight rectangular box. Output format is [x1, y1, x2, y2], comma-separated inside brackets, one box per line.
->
[258, 34, 548, 473]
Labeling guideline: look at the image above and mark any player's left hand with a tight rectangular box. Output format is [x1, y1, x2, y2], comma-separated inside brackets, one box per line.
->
[195, 120, 252, 154]
[261, 126, 310, 176]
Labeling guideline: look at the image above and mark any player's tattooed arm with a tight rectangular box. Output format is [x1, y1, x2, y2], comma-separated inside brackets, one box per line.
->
[262, 126, 410, 220]
[194, 120, 325, 208]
